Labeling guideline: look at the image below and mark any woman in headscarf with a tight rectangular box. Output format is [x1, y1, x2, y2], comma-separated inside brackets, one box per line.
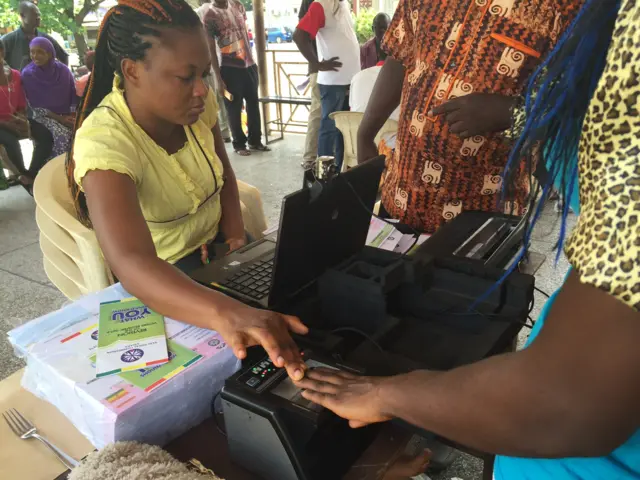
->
[0, 37, 54, 192]
[21, 37, 76, 161]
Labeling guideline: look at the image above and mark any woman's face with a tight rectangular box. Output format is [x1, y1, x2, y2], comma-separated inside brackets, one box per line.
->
[123, 27, 211, 127]
[30, 46, 51, 67]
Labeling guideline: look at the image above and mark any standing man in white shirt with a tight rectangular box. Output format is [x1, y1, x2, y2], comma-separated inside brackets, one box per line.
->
[294, 0, 360, 170]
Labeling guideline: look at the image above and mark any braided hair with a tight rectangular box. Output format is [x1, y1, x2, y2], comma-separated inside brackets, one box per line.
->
[472, 0, 622, 307]
[67, 0, 201, 227]
[506, 0, 622, 259]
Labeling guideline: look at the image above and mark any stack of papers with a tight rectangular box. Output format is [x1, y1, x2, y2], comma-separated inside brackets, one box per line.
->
[8, 284, 239, 449]
[366, 217, 431, 255]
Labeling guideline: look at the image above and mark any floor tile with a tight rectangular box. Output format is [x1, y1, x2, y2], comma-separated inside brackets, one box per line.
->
[0, 187, 40, 256]
[0, 269, 66, 329]
[0, 242, 51, 287]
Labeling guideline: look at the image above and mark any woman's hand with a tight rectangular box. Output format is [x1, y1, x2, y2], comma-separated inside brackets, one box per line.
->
[295, 368, 393, 427]
[215, 295, 309, 380]
[225, 236, 247, 254]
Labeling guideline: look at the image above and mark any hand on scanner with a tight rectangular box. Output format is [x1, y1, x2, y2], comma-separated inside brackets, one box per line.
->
[216, 295, 309, 381]
[295, 368, 392, 427]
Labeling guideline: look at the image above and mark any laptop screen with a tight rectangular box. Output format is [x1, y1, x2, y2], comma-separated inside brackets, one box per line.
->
[269, 156, 386, 306]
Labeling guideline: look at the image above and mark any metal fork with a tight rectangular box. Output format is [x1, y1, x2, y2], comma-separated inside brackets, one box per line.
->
[3, 408, 79, 470]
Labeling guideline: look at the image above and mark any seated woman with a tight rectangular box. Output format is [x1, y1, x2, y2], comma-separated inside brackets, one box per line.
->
[75, 50, 95, 99]
[21, 37, 76, 162]
[0, 38, 53, 190]
[66, 0, 306, 379]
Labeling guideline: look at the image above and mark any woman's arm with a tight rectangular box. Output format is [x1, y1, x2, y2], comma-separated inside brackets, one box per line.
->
[212, 122, 246, 250]
[298, 272, 640, 458]
[82, 170, 308, 380]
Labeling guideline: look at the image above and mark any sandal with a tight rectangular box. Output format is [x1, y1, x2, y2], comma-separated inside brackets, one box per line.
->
[234, 148, 251, 157]
[249, 143, 271, 152]
[18, 175, 34, 196]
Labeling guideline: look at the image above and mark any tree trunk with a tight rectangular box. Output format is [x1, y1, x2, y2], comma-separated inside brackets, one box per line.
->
[74, 30, 88, 62]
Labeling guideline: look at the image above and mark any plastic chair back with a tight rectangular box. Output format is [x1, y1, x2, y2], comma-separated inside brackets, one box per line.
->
[33, 155, 268, 299]
[329, 111, 399, 170]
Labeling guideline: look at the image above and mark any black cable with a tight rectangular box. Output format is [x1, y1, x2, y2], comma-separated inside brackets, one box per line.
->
[534, 286, 551, 298]
[331, 327, 387, 354]
[337, 172, 423, 255]
[212, 390, 226, 437]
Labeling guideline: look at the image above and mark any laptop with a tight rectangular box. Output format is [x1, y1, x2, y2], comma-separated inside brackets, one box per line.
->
[190, 156, 386, 308]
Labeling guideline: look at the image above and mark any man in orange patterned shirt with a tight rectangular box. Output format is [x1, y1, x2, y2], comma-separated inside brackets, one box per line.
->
[357, 0, 583, 233]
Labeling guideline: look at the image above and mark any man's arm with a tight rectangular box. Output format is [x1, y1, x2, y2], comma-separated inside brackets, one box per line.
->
[293, 2, 341, 73]
[299, 271, 640, 458]
[293, 28, 320, 70]
[207, 35, 225, 92]
[356, 57, 404, 163]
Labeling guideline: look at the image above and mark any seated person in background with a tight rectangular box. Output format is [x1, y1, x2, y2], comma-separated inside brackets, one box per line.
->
[297, 1, 640, 478]
[66, 0, 307, 380]
[0, 37, 53, 191]
[350, 60, 400, 172]
[360, 13, 390, 70]
[75, 50, 95, 98]
[2, 1, 69, 71]
[22, 38, 76, 161]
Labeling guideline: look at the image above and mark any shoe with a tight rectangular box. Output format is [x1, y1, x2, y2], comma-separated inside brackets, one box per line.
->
[249, 143, 271, 152]
[224, 137, 232, 143]
[0, 175, 8, 190]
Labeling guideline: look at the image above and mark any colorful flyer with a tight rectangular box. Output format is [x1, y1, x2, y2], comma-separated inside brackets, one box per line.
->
[96, 298, 169, 378]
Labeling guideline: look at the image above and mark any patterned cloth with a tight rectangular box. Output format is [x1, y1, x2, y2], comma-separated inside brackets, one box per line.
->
[380, 0, 583, 233]
[202, 0, 255, 69]
[31, 107, 72, 161]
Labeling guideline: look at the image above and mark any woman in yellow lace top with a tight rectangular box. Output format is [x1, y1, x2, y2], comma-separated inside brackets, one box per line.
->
[66, 0, 307, 380]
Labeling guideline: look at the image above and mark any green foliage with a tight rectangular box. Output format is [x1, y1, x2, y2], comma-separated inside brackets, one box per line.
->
[1, 0, 104, 37]
[238, 0, 252, 12]
[0, 0, 19, 30]
[354, 7, 376, 45]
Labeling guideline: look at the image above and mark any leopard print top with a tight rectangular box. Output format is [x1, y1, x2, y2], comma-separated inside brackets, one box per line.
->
[564, 0, 640, 310]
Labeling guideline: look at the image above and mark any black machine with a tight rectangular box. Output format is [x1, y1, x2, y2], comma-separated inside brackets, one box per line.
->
[210, 157, 535, 480]
[420, 211, 527, 270]
[190, 156, 386, 308]
[221, 351, 379, 480]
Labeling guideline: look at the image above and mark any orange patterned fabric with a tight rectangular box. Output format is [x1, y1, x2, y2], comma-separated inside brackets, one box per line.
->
[380, 0, 582, 233]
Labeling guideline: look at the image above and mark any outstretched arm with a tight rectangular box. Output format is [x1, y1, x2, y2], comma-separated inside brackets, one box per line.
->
[298, 272, 640, 458]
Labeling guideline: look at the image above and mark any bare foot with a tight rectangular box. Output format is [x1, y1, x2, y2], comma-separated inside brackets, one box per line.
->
[382, 450, 431, 480]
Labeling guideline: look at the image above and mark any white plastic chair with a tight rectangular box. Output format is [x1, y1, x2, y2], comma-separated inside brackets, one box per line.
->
[33, 155, 268, 300]
[329, 111, 399, 170]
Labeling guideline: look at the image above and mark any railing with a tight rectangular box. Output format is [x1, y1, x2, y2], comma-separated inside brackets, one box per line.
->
[263, 47, 312, 137]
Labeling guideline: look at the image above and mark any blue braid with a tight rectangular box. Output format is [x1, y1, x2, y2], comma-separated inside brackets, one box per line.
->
[472, 0, 621, 309]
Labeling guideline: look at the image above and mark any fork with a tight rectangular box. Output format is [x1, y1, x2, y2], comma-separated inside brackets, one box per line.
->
[3, 408, 79, 470]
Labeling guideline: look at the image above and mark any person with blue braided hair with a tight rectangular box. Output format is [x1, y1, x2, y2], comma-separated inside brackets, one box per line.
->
[295, 0, 640, 478]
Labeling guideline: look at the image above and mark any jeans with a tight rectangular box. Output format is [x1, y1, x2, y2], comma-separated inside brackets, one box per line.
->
[0, 120, 53, 178]
[221, 65, 263, 151]
[318, 84, 349, 170]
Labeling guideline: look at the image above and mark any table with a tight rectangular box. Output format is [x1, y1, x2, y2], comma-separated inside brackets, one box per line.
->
[165, 417, 416, 480]
[1, 369, 418, 480]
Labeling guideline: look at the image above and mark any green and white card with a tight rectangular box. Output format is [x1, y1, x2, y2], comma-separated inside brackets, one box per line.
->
[96, 298, 169, 378]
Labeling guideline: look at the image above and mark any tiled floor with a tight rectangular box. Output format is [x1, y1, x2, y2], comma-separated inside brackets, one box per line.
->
[0, 134, 575, 479]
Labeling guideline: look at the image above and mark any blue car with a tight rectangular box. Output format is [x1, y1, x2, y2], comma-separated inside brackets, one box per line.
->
[266, 27, 292, 44]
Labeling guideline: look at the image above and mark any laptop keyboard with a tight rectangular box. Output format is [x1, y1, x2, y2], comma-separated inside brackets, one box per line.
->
[221, 255, 274, 301]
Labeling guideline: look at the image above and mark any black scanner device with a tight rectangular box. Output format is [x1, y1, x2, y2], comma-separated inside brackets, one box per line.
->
[221, 350, 379, 480]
